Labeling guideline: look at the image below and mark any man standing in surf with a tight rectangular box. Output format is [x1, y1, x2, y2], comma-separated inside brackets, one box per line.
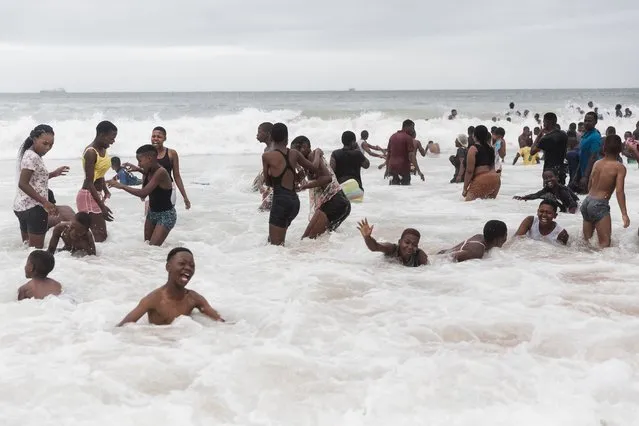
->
[77, 121, 116, 242]
[387, 119, 421, 185]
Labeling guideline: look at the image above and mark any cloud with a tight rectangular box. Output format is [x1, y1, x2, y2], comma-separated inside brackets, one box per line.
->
[0, 0, 638, 91]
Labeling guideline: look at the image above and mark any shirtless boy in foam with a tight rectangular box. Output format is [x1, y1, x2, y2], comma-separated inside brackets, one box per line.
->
[18, 250, 62, 300]
[117, 247, 224, 326]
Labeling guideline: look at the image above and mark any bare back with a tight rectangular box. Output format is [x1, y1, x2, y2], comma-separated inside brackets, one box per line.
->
[263, 149, 298, 190]
[588, 158, 626, 200]
[18, 278, 62, 300]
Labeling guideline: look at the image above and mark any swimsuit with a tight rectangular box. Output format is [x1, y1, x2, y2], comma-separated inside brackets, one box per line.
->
[387, 245, 424, 267]
[157, 149, 177, 205]
[145, 172, 177, 230]
[309, 159, 351, 231]
[580, 196, 610, 223]
[269, 149, 300, 228]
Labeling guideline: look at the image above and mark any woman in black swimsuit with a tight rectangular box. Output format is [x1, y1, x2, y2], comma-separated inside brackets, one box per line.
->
[261, 123, 320, 245]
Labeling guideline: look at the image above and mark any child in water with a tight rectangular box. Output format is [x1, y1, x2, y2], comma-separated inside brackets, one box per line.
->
[438, 220, 508, 262]
[357, 218, 428, 267]
[514, 200, 569, 245]
[117, 247, 224, 326]
[18, 250, 62, 300]
[47, 212, 96, 256]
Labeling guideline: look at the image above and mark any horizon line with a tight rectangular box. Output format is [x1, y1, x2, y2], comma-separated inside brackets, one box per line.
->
[1, 87, 638, 95]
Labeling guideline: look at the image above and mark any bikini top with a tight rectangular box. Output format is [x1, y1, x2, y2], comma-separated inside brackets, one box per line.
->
[270, 149, 295, 189]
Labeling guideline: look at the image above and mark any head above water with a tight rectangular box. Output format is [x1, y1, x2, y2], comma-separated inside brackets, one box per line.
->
[569, 123, 577, 131]
[135, 144, 159, 172]
[538, 200, 558, 224]
[402, 119, 415, 131]
[95, 121, 117, 148]
[257, 122, 273, 144]
[606, 126, 616, 136]
[111, 156, 121, 170]
[25, 250, 55, 279]
[542, 169, 558, 188]
[483, 220, 507, 248]
[166, 247, 195, 287]
[398, 228, 420, 257]
[473, 125, 490, 145]
[509, 102, 515, 109]
[361, 130, 369, 140]
[271, 123, 288, 145]
[494, 127, 505, 138]
[455, 134, 468, 148]
[341, 131, 356, 148]
[603, 134, 622, 156]
[291, 135, 311, 157]
[542, 112, 558, 130]
[19, 124, 55, 159]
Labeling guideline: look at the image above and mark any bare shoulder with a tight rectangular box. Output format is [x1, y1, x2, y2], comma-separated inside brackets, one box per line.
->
[168, 148, 179, 158]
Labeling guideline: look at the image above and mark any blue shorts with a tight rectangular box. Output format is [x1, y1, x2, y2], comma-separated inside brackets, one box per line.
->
[147, 207, 177, 230]
[580, 196, 610, 223]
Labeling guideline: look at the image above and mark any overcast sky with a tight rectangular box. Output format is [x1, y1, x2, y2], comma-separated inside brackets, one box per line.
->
[1, 0, 638, 92]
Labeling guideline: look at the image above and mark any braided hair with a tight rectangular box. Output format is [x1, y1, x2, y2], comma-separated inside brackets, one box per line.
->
[18, 124, 54, 160]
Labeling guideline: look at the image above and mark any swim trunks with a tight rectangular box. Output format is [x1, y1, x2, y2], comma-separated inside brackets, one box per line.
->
[269, 186, 300, 228]
[319, 190, 351, 231]
[14, 205, 48, 235]
[580, 196, 610, 223]
[147, 207, 177, 230]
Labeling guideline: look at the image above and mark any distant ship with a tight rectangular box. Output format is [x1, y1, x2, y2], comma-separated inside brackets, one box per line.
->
[39, 88, 67, 94]
[348, 88, 356, 92]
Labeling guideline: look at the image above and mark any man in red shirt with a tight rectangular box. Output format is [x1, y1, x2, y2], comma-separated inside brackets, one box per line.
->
[387, 119, 418, 185]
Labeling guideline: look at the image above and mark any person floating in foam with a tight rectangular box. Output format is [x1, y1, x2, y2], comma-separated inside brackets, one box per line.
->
[514, 200, 569, 245]
[357, 218, 428, 267]
[47, 212, 97, 256]
[18, 250, 62, 300]
[438, 220, 508, 262]
[117, 247, 224, 326]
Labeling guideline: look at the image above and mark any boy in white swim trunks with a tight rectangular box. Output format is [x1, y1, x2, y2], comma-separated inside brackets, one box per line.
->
[580, 134, 630, 248]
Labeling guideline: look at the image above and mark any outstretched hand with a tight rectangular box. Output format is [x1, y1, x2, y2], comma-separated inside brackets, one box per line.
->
[52, 166, 70, 177]
[357, 218, 374, 238]
[107, 178, 123, 189]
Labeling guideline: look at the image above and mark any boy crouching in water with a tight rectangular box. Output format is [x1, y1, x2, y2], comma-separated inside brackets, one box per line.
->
[18, 250, 62, 300]
[117, 247, 224, 326]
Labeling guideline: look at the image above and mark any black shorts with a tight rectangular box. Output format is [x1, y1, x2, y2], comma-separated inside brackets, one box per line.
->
[269, 187, 300, 228]
[320, 191, 351, 231]
[390, 172, 411, 186]
[15, 205, 48, 235]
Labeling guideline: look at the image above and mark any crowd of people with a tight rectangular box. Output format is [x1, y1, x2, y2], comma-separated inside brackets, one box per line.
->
[10, 104, 638, 325]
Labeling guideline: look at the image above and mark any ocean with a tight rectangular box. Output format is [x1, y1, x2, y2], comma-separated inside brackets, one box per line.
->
[1, 89, 638, 426]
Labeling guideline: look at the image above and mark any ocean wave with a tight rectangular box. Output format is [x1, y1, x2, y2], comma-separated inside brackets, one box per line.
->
[1, 107, 637, 160]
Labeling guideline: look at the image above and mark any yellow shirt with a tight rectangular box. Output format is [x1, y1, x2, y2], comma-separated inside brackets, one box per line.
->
[82, 147, 111, 181]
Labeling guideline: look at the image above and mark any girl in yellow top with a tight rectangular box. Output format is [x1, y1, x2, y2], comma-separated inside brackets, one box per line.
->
[76, 121, 117, 242]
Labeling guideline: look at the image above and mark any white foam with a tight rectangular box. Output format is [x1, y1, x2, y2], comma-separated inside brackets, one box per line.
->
[1, 151, 639, 425]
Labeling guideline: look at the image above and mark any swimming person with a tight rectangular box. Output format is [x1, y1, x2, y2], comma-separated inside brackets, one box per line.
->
[463, 126, 501, 201]
[107, 145, 176, 246]
[357, 218, 428, 267]
[438, 220, 508, 262]
[330, 130, 369, 202]
[17, 250, 62, 300]
[357, 130, 386, 159]
[46, 189, 76, 230]
[47, 212, 96, 256]
[580, 135, 630, 248]
[292, 136, 352, 239]
[14, 125, 69, 249]
[514, 200, 569, 245]
[151, 126, 191, 209]
[111, 156, 142, 185]
[117, 247, 224, 326]
[513, 169, 579, 213]
[262, 123, 319, 245]
[78, 121, 116, 242]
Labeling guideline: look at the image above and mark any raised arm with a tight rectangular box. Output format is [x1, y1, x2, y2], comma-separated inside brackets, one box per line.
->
[615, 165, 630, 227]
[357, 218, 396, 255]
[192, 291, 225, 322]
[299, 153, 332, 189]
[530, 130, 545, 155]
[514, 216, 534, 237]
[170, 150, 190, 209]
[117, 294, 154, 326]
[47, 224, 64, 254]
[513, 189, 544, 201]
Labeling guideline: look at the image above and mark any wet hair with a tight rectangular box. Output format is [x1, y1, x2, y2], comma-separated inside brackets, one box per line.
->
[341, 131, 356, 147]
[271, 123, 288, 144]
[539, 199, 558, 213]
[585, 111, 598, 122]
[543, 112, 558, 125]
[258, 122, 273, 133]
[361, 130, 369, 139]
[402, 119, 415, 130]
[111, 156, 121, 167]
[606, 126, 616, 136]
[18, 124, 54, 160]
[483, 220, 507, 244]
[153, 126, 167, 136]
[603, 134, 622, 155]
[28, 250, 55, 278]
[74, 212, 91, 229]
[136, 144, 157, 156]
[96, 120, 117, 135]
[291, 135, 310, 150]
[167, 247, 192, 262]
[494, 127, 505, 137]
[400, 228, 421, 240]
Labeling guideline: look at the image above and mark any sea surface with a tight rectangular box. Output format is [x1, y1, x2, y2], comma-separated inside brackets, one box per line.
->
[1, 90, 638, 425]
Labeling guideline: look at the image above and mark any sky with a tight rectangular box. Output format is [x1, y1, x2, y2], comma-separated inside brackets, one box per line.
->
[1, 0, 638, 92]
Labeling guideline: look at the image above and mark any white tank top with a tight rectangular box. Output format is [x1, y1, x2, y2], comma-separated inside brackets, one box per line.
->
[527, 216, 564, 243]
